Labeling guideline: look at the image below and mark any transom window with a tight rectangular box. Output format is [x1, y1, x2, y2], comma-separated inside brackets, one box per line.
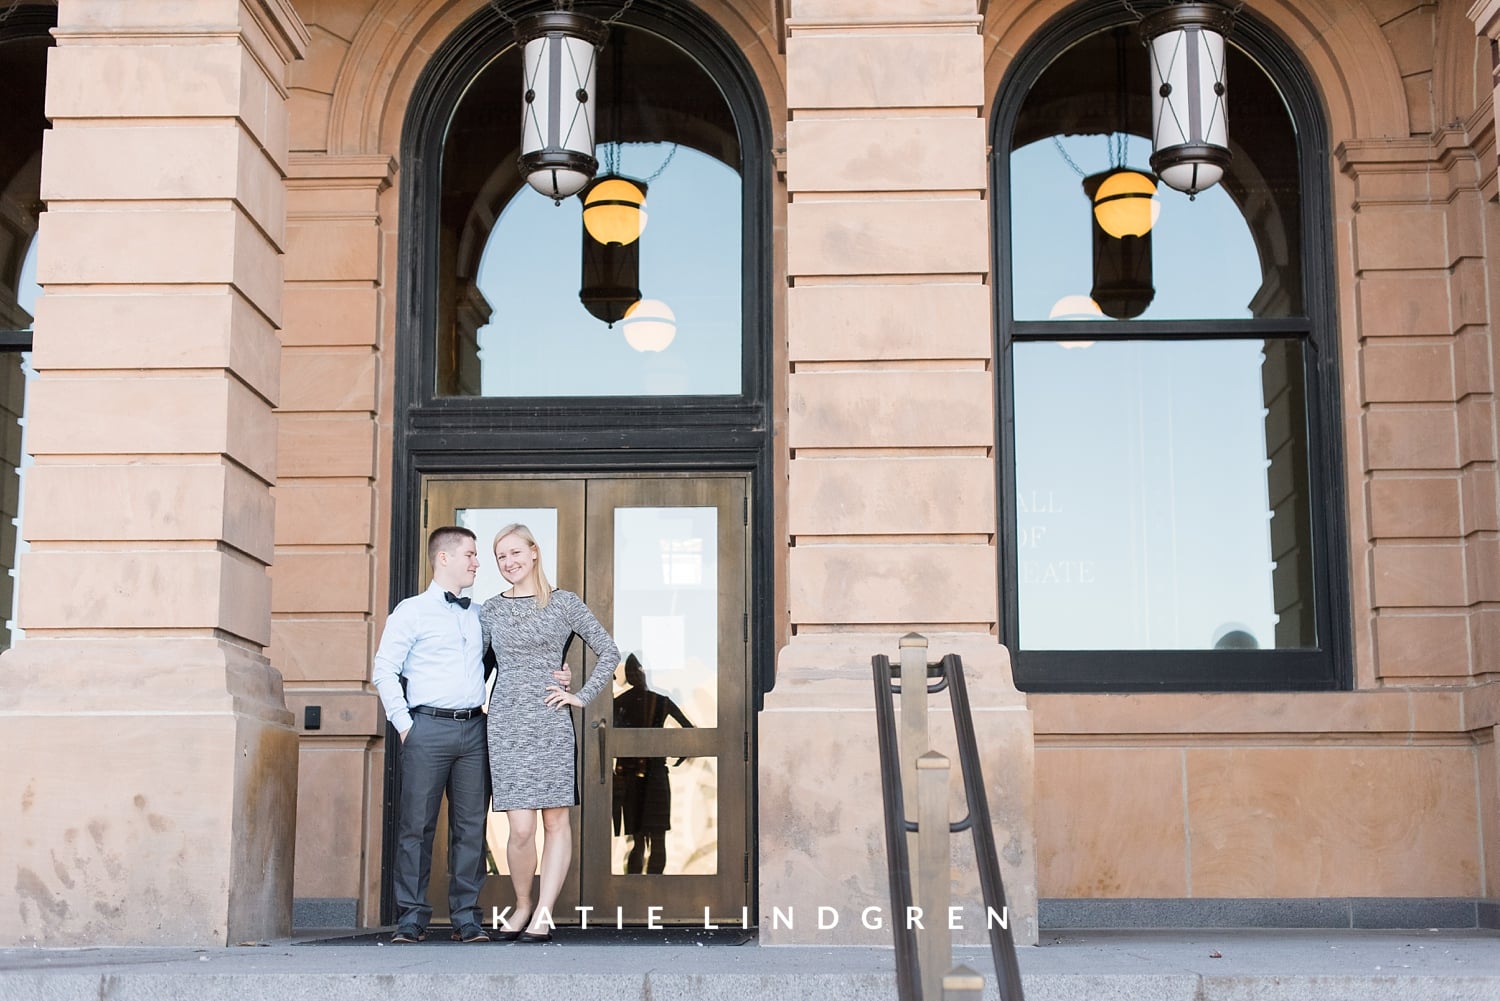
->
[433, 25, 744, 399]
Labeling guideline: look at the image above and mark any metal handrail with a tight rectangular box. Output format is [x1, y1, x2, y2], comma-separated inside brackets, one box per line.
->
[871, 649, 1026, 1001]
[872, 653, 921, 1000]
[940, 653, 1025, 1001]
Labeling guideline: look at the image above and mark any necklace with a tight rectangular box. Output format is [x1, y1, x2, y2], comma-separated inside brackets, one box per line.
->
[500, 592, 540, 623]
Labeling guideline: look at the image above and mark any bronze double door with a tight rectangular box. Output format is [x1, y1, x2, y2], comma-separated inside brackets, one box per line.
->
[418, 473, 751, 927]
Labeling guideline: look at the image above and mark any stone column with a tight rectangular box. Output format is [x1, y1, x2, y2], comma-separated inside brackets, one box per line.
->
[1474, 0, 1500, 901]
[0, 0, 307, 946]
[1339, 118, 1500, 892]
[1338, 134, 1495, 686]
[275, 153, 394, 929]
[762, 0, 1037, 947]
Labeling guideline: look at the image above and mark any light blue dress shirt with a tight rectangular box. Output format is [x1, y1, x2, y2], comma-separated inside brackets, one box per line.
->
[371, 582, 486, 735]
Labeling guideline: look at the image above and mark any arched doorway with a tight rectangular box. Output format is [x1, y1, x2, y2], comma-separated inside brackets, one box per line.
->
[386, 0, 773, 927]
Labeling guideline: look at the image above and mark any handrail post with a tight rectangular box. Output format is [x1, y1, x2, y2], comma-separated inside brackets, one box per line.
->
[898, 632, 930, 810]
[942, 964, 985, 1001]
[900, 633, 932, 896]
[916, 749, 951, 1001]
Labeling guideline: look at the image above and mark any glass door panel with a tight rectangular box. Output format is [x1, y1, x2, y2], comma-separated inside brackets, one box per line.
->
[418, 477, 585, 925]
[581, 476, 748, 924]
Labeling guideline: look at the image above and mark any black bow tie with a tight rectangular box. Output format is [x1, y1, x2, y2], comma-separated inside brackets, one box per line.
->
[444, 591, 471, 609]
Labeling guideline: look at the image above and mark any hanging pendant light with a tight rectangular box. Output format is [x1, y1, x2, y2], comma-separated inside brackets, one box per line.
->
[1139, 2, 1234, 197]
[515, 10, 608, 203]
[579, 218, 641, 326]
[1084, 170, 1155, 319]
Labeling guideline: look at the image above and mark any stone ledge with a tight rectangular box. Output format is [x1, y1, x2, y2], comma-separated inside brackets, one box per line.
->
[1041, 897, 1500, 930]
[1030, 688, 1479, 737]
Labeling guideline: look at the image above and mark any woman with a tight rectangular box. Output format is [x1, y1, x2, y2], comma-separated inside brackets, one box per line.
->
[480, 523, 619, 943]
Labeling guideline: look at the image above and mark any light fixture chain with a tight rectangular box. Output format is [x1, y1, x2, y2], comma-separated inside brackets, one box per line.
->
[485, 0, 518, 27]
[1123, 1, 1248, 34]
[484, 1, 635, 40]
[599, 0, 636, 29]
[1052, 136, 1086, 178]
[644, 142, 677, 182]
[0, 0, 26, 29]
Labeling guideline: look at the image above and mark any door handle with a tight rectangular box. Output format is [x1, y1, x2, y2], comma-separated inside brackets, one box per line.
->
[591, 719, 608, 784]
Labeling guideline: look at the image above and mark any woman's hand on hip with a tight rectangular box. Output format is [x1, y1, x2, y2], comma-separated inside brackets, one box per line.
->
[544, 684, 583, 709]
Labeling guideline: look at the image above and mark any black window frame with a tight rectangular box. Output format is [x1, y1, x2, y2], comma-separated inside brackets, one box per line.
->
[0, 3, 51, 357]
[394, 0, 774, 701]
[0, 5, 54, 658]
[387, 0, 776, 926]
[990, 3, 1351, 692]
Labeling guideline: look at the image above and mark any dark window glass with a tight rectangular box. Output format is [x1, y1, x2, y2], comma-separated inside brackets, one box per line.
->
[1014, 338, 1314, 651]
[435, 27, 743, 398]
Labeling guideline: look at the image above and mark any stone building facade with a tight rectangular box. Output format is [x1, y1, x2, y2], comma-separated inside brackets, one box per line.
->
[1, 0, 1498, 947]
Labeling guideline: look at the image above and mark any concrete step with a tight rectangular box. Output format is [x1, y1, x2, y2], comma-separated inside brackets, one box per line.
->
[2, 930, 1497, 1001]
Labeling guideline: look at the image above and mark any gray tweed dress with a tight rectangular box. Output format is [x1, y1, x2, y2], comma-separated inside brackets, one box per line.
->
[480, 589, 620, 812]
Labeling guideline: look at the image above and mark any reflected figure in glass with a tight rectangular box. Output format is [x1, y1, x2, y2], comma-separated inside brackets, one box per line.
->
[480, 523, 621, 941]
[611, 653, 694, 874]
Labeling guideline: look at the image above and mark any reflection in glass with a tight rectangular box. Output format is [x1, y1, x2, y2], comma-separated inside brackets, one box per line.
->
[1013, 339, 1315, 650]
[611, 653, 694, 874]
[613, 507, 718, 726]
[0, 233, 40, 653]
[612, 753, 716, 876]
[436, 26, 743, 398]
[1009, 29, 1302, 322]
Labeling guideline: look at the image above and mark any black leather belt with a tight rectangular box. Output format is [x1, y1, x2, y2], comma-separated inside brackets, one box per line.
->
[411, 706, 483, 720]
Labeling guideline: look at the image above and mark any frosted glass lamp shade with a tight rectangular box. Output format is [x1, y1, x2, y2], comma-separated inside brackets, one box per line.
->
[516, 11, 607, 202]
[622, 299, 676, 352]
[1142, 3, 1234, 197]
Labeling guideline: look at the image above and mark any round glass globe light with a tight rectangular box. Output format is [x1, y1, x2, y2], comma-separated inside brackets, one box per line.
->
[622, 298, 676, 352]
[1157, 160, 1224, 198]
[525, 166, 592, 202]
[1048, 295, 1105, 320]
[1092, 170, 1161, 239]
[583, 178, 648, 246]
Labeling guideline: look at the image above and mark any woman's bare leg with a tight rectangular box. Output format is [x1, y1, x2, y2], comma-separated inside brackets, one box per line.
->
[528, 806, 572, 933]
[504, 809, 538, 931]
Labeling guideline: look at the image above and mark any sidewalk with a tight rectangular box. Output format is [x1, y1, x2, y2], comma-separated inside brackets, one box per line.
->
[1, 928, 1497, 1001]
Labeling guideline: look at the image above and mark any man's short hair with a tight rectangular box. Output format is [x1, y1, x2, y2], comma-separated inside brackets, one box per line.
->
[427, 526, 476, 566]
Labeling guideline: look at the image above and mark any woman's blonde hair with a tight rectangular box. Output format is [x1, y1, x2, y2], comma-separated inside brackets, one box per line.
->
[492, 523, 553, 608]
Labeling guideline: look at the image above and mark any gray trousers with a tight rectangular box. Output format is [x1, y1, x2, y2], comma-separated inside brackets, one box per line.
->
[393, 713, 489, 929]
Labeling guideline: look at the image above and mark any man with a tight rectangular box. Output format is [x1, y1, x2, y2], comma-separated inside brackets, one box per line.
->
[371, 526, 492, 944]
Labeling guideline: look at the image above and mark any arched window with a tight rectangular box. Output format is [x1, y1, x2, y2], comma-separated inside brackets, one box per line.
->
[406, 8, 766, 404]
[992, 5, 1349, 691]
[393, 0, 774, 696]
